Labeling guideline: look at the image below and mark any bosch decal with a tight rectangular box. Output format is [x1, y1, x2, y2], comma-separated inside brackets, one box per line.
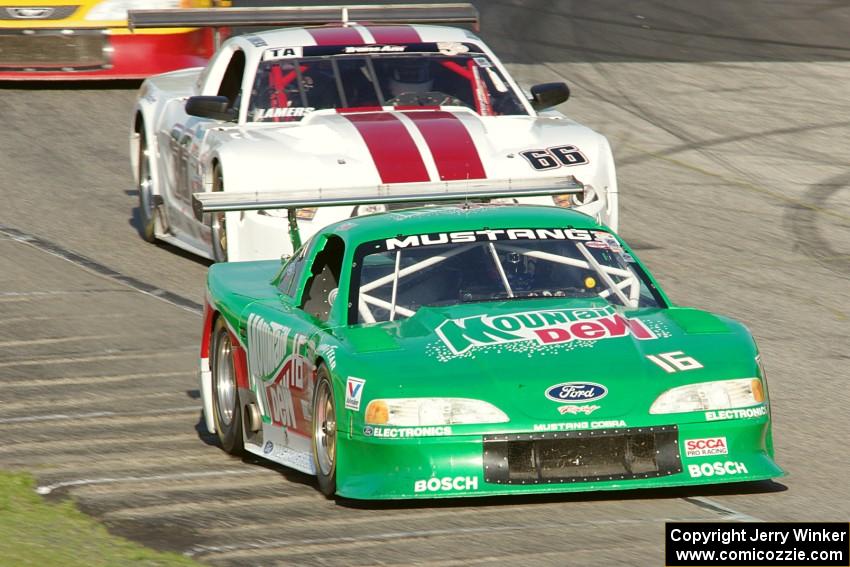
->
[436, 305, 656, 355]
[688, 461, 748, 478]
[345, 377, 365, 411]
[414, 476, 478, 493]
[685, 437, 728, 458]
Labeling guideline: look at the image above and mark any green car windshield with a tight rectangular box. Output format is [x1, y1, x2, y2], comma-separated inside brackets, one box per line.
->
[350, 229, 664, 324]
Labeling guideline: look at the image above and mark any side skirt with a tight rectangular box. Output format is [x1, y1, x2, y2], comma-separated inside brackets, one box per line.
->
[157, 232, 214, 261]
[244, 422, 316, 475]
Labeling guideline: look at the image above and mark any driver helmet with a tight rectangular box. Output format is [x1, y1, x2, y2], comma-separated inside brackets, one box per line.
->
[387, 58, 434, 96]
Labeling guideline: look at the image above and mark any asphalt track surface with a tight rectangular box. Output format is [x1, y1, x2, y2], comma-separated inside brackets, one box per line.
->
[1, 1, 849, 565]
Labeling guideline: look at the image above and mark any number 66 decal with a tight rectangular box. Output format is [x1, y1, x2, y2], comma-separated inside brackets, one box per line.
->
[520, 145, 588, 171]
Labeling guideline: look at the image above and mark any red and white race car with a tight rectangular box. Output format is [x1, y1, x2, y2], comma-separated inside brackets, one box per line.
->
[129, 4, 618, 261]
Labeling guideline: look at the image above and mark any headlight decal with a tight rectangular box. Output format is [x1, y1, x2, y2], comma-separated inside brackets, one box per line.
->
[649, 378, 764, 415]
[364, 397, 509, 426]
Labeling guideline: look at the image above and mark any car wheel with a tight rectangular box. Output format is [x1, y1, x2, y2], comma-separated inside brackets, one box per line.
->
[211, 317, 243, 455]
[210, 163, 228, 262]
[137, 127, 157, 243]
[312, 365, 337, 496]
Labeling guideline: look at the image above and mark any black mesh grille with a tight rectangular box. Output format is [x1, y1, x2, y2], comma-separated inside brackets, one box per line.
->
[483, 426, 681, 484]
[0, 30, 109, 71]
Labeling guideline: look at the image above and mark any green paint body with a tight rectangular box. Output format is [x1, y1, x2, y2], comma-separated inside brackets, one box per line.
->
[205, 205, 783, 499]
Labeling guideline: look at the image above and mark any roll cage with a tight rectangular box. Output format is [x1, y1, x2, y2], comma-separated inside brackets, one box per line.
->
[248, 47, 527, 121]
[350, 230, 665, 325]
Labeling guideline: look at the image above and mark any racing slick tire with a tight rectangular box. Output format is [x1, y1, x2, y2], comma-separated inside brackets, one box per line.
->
[312, 365, 337, 497]
[211, 317, 244, 455]
[137, 127, 157, 243]
[210, 163, 228, 263]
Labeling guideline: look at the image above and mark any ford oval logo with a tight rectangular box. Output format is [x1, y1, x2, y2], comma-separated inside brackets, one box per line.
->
[545, 382, 608, 403]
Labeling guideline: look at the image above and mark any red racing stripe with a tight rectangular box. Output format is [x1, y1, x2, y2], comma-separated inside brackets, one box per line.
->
[366, 25, 421, 44]
[337, 106, 384, 113]
[306, 26, 364, 46]
[344, 113, 430, 183]
[404, 111, 487, 181]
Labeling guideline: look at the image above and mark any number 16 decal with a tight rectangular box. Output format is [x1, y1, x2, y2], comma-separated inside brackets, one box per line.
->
[520, 145, 588, 171]
[647, 351, 704, 373]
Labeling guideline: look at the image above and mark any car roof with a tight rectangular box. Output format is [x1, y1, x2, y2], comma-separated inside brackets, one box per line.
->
[241, 23, 478, 50]
[319, 204, 608, 247]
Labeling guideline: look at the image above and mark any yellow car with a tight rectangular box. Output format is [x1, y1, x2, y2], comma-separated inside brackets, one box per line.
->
[0, 0, 229, 79]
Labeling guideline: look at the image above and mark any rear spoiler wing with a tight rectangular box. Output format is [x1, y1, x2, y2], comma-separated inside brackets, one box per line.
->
[193, 176, 583, 249]
[128, 3, 479, 33]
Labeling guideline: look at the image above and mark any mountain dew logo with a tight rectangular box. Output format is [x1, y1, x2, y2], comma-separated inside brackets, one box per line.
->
[246, 313, 312, 430]
[435, 306, 657, 355]
[247, 313, 291, 381]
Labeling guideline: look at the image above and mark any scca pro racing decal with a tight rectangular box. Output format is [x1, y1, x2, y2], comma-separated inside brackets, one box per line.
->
[246, 313, 314, 435]
[435, 304, 656, 355]
[685, 437, 728, 457]
[520, 145, 588, 171]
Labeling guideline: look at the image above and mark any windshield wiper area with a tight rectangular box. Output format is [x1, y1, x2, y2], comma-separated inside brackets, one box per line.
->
[460, 288, 600, 303]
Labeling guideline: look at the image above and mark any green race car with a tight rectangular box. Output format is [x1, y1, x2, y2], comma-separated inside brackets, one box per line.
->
[196, 186, 783, 499]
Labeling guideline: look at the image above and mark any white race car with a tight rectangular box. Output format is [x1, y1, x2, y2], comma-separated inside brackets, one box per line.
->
[129, 4, 618, 261]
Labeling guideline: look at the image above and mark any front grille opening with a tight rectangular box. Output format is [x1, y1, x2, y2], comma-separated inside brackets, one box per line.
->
[507, 440, 537, 480]
[484, 426, 681, 484]
[0, 30, 109, 71]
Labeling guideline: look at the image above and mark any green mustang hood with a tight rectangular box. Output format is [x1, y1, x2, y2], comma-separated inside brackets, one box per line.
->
[332, 298, 757, 425]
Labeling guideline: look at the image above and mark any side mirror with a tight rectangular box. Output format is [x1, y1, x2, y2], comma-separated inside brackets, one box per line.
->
[529, 82, 570, 111]
[185, 96, 237, 121]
